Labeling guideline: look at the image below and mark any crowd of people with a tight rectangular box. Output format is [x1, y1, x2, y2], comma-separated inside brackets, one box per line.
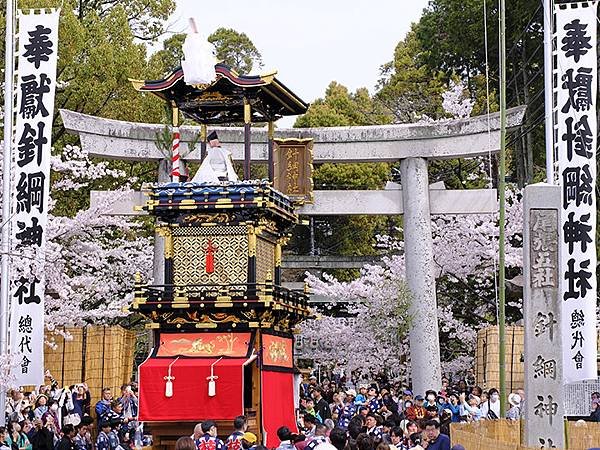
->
[288, 374, 529, 450]
[168, 374, 526, 450]
[2, 373, 144, 450]
[6, 371, 600, 450]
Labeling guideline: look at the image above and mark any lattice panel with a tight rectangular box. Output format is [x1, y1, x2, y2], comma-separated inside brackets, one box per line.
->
[173, 230, 248, 286]
[256, 238, 275, 283]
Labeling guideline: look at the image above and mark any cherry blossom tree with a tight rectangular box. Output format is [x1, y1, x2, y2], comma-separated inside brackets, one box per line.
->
[1, 144, 153, 334]
[299, 80, 524, 382]
[301, 194, 523, 381]
[301, 258, 411, 377]
[44, 146, 153, 329]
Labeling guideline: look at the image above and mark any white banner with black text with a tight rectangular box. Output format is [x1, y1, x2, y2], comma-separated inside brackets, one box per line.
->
[555, 1, 598, 383]
[10, 9, 60, 385]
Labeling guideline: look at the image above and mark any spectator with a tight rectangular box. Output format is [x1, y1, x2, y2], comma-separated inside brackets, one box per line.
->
[197, 421, 225, 450]
[389, 426, 405, 450]
[305, 424, 328, 450]
[74, 423, 92, 450]
[506, 393, 522, 421]
[459, 393, 482, 422]
[94, 389, 112, 420]
[192, 423, 203, 446]
[175, 437, 197, 450]
[29, 418, 54, 450]
[445, 394, 460, 423]
[241, 432, 257, 450]
[405, 396, 426, 426]
[408, 433, 424, 450]
[313, 388, 332, 422]
[7, 422, 31, 450]
[422, 420, 450, 450]
[33, 396, 48, 421]
[480, 388, 500, 420]
[225, 416, 247, 450]
[275, 427, 297, 450]
[118, 385, 137, 421]
[0, 427, 10, 450]
[365, 414, 382, 442]
[302, 414, 317, 438]
[355, 387, 367, 406]
[70, 385, 90, 420]
[56, 424, 76, 450]
[95, 421, 111, 450]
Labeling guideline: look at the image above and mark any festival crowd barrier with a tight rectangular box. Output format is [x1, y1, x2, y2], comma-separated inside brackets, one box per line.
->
[43, 325, 136, 396]
[451, 419, 600, 450]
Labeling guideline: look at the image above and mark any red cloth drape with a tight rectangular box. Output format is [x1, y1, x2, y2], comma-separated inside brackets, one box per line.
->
[138, 357, 245, 421]
[262, 371, 297, 448]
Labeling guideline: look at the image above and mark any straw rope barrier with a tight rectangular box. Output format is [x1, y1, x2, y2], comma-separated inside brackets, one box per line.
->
[451, 419, 600, 450]
[44, 325, 136, 398]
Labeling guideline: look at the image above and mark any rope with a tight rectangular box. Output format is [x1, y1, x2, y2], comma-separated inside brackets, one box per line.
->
[171, 127, 181, 182]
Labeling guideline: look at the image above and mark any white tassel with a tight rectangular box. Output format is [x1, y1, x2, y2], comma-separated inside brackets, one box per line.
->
[164, 357, 179, 398]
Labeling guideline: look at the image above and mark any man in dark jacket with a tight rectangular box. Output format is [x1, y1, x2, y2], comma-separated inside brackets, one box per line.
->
[311, 387, 331, 422]
[56, 424, 76, 450]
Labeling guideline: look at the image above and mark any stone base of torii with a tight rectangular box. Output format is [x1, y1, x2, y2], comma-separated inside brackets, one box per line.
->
[61, 106, 525, 395]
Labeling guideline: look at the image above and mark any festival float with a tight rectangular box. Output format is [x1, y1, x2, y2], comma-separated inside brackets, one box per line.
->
[129, 32, 313, 449]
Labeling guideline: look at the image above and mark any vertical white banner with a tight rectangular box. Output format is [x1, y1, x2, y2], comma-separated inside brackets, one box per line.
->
[10, 10, 60, 385]
[555, 2, 598, 383]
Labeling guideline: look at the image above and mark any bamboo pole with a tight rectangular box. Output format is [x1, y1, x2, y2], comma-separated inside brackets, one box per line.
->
[0, 0, 16, 427]
[498, 0, 508, 418]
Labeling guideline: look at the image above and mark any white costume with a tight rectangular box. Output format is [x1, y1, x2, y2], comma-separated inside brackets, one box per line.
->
[181, 20, 217, 85]
[192, 147, 239, 183]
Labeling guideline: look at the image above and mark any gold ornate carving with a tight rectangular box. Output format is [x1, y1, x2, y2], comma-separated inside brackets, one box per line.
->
[211, 314, 242, 324]
[256, 238, 275, 283]
[244, 98, 251, 124]
[278, 317, 291, 330]
[156, 227, 174, 259]
[268, 341, 290, 363]
[248, 226, 257, 257]
[257, 218, 279, 234]
[259, 310, 274, 326]
[181, 213, 231, 225]
[167, 316, 194, 325]
[173, 225, 246, 236]
[274, 243, 282, 267]
[199, 92, 228, 102]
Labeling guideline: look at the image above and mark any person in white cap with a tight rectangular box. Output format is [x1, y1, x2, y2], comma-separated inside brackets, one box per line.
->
[506, 393, 522, 420]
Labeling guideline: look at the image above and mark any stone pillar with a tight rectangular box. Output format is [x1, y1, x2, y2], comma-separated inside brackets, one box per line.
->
[152, 159, 170, 285]
[523, 183, 564, 448]
[400, 157, 441, 395]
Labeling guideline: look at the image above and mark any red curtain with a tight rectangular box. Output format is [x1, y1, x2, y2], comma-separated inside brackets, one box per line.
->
[262, 371, 297, 448]
[138, 358, 245, 421]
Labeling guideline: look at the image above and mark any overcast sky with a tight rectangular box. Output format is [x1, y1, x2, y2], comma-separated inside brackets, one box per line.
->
[166, 1, 430, 125]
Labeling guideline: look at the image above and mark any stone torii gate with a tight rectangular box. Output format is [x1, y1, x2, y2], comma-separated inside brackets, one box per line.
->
[61, 106, 525, 395]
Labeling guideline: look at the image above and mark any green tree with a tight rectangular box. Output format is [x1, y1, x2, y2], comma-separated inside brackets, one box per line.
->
[414, 0, 543, 185]
[208, 27, 263, 74]
[74, 0, 175, 41]
[292, 82, 395, 278]
[296, 82, 391, 127]
[376, 28, 447, 123]
[148, 33, 185, 75]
